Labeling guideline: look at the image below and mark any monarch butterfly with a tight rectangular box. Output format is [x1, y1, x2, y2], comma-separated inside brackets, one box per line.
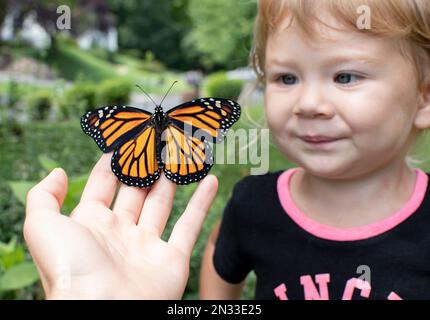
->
[80, 82, 241, 188]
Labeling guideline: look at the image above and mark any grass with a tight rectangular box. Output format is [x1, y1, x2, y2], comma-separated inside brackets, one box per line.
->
[53, 43, 115, 82]
[46, 41, 190, 94]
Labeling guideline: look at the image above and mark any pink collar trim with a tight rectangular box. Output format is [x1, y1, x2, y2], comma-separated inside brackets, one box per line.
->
[277, 167, 428, 241]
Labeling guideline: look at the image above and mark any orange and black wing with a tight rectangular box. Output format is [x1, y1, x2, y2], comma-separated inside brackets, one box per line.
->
[166, 98, 241, 143]
[111, 125, 162, 188]
[81, 106, 152, 152]
[161, 124, 213, 185]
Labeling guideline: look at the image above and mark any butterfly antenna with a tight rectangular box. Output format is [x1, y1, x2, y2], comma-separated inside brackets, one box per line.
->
[159, 81, 178, 107]
[135, 84, 158, 107]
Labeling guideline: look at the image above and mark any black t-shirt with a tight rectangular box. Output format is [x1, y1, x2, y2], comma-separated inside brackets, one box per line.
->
[213, 167, 430, 300]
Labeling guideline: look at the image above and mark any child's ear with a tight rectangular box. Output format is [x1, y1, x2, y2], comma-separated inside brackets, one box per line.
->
[414, 77, 430, 130]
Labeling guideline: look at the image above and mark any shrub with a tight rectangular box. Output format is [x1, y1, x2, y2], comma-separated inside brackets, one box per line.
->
[204, 72, 244, 100]
[96, 78, 132, 105]
[59, 82, 97, 119]
[139, 51, 165, 73]
[7, 81, 21, 107]
[4, 81, 34, 109]
[26, 89, 53, 121]
[0, 237, 39, 299]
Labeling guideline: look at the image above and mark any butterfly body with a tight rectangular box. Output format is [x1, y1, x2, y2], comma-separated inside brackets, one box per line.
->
[152, 106, 169, 133]
[81, 97, 241, 188]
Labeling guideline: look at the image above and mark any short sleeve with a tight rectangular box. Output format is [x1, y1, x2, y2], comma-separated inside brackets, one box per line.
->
[212, 184, 252, 284]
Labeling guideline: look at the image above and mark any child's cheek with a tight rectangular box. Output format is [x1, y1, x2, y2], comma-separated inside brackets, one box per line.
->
[264, 92, 290, 131]
[344, 105, 402, 139]
[342, 110, 409, 155]
[339, 78, 418, 138]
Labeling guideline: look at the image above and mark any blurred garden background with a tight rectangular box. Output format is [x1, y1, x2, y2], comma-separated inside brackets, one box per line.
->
[0, 0, 285, 300]
[1, 0, 430, 300]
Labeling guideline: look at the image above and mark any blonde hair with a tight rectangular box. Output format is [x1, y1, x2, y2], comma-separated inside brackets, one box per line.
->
[251, 0, 430, 89]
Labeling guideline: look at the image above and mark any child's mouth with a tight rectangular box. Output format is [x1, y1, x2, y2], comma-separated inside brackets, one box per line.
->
[300, 135, 344, 148]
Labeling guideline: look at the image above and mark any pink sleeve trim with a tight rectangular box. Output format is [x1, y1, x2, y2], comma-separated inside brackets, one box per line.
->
[277, 167, 428, 241]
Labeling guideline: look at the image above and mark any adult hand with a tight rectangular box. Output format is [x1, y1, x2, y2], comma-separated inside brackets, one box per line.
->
[24, 153, 218, 299]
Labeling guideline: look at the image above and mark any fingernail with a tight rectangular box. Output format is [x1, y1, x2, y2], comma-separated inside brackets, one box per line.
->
[50, 168, 63, 176]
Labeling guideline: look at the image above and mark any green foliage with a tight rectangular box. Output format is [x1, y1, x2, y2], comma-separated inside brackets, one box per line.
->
[50, 41, 117, 82]
[204, 72, 244, 100]
[0, 237, 39, 296]
[3, 40, 189, 96]
[0, 81, 49, 103]
[186, 0, 256, 69]
[0, 121, 98, 245]
[26, 89, 53, 121]
[110, 0, 256, 70]
[96, 78, 132, 105]
[0, 1, 7, 32]
[9, 154, 89, 215]
[0, 81, 47, 123]
[0, 238, 24, 271]
[1, 263, 38, 292]
[109, 0, 196, 70]
[7, 81, 22, 107]
[139, 51, 166, 73]
[8, 182, 33, 207]
[59, 82, 97, 119]
[7, 155, 58, 207]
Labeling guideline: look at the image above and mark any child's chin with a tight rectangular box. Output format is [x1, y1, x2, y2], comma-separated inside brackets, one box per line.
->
[299, 159, 353, 179]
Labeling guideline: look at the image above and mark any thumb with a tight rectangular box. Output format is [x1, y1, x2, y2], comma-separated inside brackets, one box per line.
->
[26, 168, 68, 217]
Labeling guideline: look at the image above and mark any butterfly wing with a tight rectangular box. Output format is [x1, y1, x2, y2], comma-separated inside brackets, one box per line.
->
[161, 124, 213, 185]
[166, 98, 241, 143]
[81, 106, 152, 152]
[111, 124, 162, 188]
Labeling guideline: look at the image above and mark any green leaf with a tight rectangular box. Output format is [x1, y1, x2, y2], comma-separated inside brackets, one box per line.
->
[0, 245, 25, 271]
[0, 237, 16, 256]
[8, 173, 88, 215]
[8, 181, 37, 206]
[38, 155, 60, 172]
[62, 174, 88, 214]
[0, 262, 39, 291]
[68, 174, 88, 195]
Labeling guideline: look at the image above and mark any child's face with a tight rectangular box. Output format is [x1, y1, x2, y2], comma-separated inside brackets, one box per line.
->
[264, 16, 428, 178]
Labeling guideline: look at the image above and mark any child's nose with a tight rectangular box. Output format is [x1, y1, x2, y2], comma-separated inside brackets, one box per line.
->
[293, 83, 335, 119]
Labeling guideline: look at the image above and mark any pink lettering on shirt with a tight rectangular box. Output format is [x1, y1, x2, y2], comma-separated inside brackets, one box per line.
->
[300, 273, 330, 300]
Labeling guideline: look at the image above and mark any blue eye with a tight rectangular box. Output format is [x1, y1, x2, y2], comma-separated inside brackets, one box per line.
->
[335, 73, 363, 85]
[280, 74, 298, 85]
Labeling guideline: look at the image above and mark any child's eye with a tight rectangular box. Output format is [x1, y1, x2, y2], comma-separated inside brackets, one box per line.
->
[334, 73, 364, 85]
[279, 74, 298, 85]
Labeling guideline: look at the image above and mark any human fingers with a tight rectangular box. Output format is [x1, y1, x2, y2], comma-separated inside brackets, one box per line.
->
[138, 175, 176, 236]
[25, 168, 68, 218]
[113, 184, 148, 224]
[168, 175, 218, 256]
[80, 153, 118, 207]
[24, 168, 68, 285]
